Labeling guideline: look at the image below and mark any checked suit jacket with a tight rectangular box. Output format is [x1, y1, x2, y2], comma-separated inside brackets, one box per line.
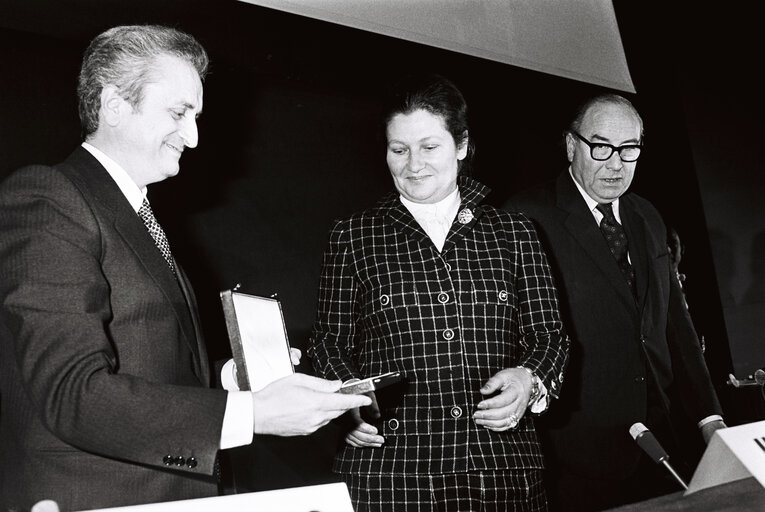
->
[0, 147, 227, 511]
[308, 176, 569, 475]
[506, 172, 722, 480]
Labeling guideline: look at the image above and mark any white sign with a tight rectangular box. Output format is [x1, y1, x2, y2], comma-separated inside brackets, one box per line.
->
[686, 420, 765, 494]
[83, 482, 354, 512]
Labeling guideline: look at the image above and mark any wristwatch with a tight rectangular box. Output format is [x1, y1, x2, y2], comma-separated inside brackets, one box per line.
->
[516, 366, 541, 403]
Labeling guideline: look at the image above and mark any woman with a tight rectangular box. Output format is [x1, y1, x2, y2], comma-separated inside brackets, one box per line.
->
[308, 74, 569, 511]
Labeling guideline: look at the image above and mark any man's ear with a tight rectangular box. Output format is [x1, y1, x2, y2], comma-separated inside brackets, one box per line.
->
[565, 132, 576, 163]
[100, 86, 127, 127]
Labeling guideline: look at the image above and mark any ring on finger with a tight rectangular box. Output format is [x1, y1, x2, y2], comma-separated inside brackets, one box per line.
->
[507, 413, 519, 428]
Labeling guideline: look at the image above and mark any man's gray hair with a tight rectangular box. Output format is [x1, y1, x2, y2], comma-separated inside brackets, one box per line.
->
[77, 24, 208, 137]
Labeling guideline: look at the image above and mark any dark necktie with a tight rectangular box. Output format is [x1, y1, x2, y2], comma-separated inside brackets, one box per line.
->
[596, 202, 635, 295]
[138, 198, 176, 274]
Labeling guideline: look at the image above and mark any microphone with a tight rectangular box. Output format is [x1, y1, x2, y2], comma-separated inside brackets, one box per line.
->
[629, 422, 688, 490]
[727, 368, 765, 387]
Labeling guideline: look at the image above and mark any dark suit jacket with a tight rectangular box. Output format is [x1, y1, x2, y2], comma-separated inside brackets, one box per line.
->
[0, 147, 228, 511]
[309, 177, 569, 477]
[506, 172, 722, 480]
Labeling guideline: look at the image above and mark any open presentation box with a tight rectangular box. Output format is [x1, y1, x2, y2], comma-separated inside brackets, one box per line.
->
[219, 289, 295, 391]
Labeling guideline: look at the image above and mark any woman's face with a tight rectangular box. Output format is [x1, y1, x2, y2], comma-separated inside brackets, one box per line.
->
[386, 109, 467, 204]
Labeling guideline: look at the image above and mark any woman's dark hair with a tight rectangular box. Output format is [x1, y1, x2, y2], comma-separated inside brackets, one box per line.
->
[382, 74, 474, 175]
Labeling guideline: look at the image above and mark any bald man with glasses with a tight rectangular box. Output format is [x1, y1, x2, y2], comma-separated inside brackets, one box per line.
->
[505, 94, 725, 511]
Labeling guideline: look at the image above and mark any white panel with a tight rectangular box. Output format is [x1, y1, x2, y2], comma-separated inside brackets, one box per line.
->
[237, 0, 635, 93]
[83, 482, 355, 511]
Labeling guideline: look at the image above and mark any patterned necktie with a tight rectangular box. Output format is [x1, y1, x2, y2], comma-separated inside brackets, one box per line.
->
[138, 199, 176, 274]
[596, 202, 635, 295]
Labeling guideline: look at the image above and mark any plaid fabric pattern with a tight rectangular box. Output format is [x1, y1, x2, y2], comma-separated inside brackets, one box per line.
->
[344, 469, 547, 512]
[309, 177, 569, 476]
[138, 198, 176, 274]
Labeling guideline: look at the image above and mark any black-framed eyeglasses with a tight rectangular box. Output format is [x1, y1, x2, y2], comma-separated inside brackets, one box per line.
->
[572, 131, 642, 162]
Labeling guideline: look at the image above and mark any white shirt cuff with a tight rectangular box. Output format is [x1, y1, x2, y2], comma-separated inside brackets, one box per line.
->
[529, 380, 550, 414]
[697, 414, 723, 429]
[220, 391, 254, 450]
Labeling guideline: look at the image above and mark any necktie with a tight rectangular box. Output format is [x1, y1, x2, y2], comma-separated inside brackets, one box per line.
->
[596, 202, 635, 295]
[138, 198, 176, 274]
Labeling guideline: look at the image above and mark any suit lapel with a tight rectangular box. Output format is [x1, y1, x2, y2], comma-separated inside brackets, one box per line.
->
[63, 148, 204, 380]
[383, 193, 434, 250]
[556, 173, 637, 312]
[442, 176, 487, 253]
[111, 208, 204, 378]
[176, 264, 209, 384]
[620, 198, 650, 310]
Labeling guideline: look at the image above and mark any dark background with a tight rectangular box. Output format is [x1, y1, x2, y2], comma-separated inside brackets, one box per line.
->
[1, 0, 763, 492]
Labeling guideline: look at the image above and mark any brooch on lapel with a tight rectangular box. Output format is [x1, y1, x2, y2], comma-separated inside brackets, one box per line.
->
[457, 208, 474, 225]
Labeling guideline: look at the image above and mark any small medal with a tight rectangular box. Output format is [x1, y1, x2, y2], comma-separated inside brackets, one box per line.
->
[457, 208, 474, 225]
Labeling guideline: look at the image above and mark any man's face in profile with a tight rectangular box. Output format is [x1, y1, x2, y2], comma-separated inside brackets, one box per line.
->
[118, 54, 203, 187]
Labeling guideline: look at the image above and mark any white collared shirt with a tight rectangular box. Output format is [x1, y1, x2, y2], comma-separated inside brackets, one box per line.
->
[569, 167, 629, 264]
[568, 167, 623, 226]
[82, 142, 146, 213]
[81, 142, 253, 450]
[400, 187, 461, 252]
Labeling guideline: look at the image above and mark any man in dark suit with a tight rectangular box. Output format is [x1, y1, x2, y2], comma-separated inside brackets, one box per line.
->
[0, 25, 369, 512]
[505, 94, 725, 511]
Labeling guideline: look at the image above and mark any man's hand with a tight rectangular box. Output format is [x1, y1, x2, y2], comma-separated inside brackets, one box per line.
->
[251, 373, 371, 436]
[700, 419, 727, 445]
[473, 368, 533, 431]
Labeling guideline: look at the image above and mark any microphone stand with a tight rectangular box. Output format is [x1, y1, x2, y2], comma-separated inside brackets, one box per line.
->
[660, 458, 688, 490]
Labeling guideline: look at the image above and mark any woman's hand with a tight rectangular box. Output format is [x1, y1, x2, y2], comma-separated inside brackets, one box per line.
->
[473, 367, 533, 431]
[344, 391, 385, 448]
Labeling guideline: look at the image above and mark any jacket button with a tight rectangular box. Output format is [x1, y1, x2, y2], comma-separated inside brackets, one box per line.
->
[175, 456, 185, 467]
[498, 290, 508, 302]
[634, 376, 645, 382]
[163, 455, 174, 466]
[450, 406, 463, 418]
[186, 457, 198, 469]
[387, 418, 400, 430]
[445, 263, 452, 271]
[380, 294, 390, 306]
[442, 329, 454, 340]
[437, 292, 449, 304]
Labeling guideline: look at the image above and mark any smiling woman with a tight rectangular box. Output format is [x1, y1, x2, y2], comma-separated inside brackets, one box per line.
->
[307, 74, 569, 511]
[385, 109, 466, 205]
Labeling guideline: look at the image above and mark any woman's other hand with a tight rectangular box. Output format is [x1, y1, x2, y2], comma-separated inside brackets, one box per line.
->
[344, 391, 385, 447]
[473, 367, 534, 431]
